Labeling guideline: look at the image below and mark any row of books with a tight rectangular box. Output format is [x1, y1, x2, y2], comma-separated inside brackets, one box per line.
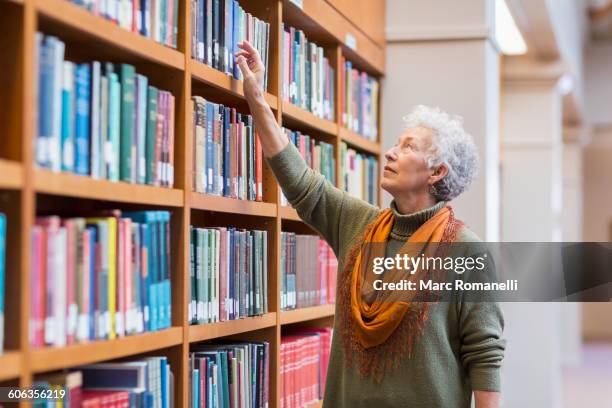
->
[0, 214, 5, 355]
[30, 211, 172, 348]
[191, 0, 271, 90]
[340, 142, 378, 206]
[69, 0, 179, 48]
[189, 226, 268, 325]
[189, 341, 270, 408]
[281, 25, 335, 122]
[280, 128, 335, 207]
[192, 97, 263, 201]
[339, 58, 380, 141]
[33, 356, 173, 407]
[280, 233, 337, 311]
[37, 33, 176, 187]
[281, 328, 333, 408]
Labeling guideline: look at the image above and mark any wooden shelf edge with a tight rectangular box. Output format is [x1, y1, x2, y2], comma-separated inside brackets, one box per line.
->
[189, 313, 277, 343]
[306, 401, 323, 408]
[33, 168, 184, 207]
[339, 128, 380, 155]
[279, 206, 302, 222]
[190, 193, 277, 217]
[190, 60, 278, 109]
[35, 0, 185, 71]
[0, 159, 24, 190]
[30, 327, 183, 373]
[0, 351, 22, 381]
[282, 102, 338, 136]
[280, 304, 335, 325]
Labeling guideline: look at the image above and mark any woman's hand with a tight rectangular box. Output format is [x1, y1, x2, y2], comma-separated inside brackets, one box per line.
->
[235, 41, 265, 103]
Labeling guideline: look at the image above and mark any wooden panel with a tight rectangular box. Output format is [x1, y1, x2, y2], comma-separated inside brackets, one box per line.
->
[0, 160, 24, 190]
[0, 352, 22, 381]
[30, 328, 184, 373]
[189, 313, 277, 342]
[339, 128, 381, 155]
[33, 169, 184, 206]
[191, 193, 277, 217]
[280, 304, 335, 325]
[282, 102, 338, 136]
[279, 206, 301, 222]
[326, 0, 385, 48]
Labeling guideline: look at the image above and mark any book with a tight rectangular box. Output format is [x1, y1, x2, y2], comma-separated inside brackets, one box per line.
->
[280, 233, 336, 310]
[30, 211, 172, 348]
[190, 341, 269, 408]
[340, 57, 379, 141]
[281, 328, 333, 407]
[281, 25, 335, 121]
[279, 127, 335, 207]
[339, 142, 378, 205]
[68, 0, 178, 48]
[35, 33, 175, 188]
[190, 226, 268, 324]
[191, 97, 263, 201]
[191, 0, 271, 91]
[0, 213, 5, 354]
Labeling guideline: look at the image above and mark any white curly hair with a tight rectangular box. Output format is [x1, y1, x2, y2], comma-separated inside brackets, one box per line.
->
[402, 105, 479, 201]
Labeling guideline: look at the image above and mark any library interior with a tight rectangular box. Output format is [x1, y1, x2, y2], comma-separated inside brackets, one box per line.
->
[0, 0, 611, 407]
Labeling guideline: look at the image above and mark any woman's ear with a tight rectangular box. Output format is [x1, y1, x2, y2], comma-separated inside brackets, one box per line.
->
[429, 164, 449, 185]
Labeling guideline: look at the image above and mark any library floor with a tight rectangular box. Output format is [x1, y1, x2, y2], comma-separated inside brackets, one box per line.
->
[562, 342, 612, 407]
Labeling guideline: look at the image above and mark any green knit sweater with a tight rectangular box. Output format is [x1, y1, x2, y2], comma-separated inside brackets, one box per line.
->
[267, 141, 505, 408]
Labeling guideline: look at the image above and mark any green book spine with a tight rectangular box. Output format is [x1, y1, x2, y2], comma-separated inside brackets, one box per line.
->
[120, 64, 136, 182]
[190, 227, 196, 324]
[146, 86, 159, 185]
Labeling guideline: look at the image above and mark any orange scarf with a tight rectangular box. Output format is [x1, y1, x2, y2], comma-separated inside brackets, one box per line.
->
[337, 205, 464, 382]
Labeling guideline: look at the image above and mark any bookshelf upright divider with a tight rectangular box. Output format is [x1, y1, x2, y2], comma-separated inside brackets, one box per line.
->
[1, 0, 385, 406]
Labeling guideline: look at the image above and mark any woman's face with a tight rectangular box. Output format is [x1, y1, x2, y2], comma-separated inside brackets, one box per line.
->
[381, 126, 435, 198]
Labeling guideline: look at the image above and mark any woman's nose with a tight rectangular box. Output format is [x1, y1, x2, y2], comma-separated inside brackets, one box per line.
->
[385, 146, 398, 161]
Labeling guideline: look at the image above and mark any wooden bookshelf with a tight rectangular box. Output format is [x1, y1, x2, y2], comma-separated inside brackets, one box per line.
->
[280, 304, 335, 325]
[0, 160, 24, 190]
[2, 0, 384, 406]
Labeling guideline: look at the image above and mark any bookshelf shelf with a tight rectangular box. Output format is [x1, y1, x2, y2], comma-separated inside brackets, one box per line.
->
[191, 193, 277, 217]
[190, 60, 279, 110]
[339, 128, 381, 155]
[280, 304, 335, 325]
[3, 0, 384, 405]
[279, 206, 302, 222]
[282, 102, 338, 136]
[35, 0, 185, 71]
[33, 169, 184, 207]
[29, 327, 183, 373]
[0, 351, 22, 381]
[307, 400, 323, 408]
[189, 313, 278, 343]
[0, 159, 23, 190]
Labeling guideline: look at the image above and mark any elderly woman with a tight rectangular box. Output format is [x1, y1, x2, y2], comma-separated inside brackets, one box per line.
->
[235, 41, 505, 408]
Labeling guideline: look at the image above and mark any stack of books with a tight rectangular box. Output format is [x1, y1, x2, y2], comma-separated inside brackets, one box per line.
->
[33, 356, 173, 407]
[281, 328, 333, 408]
[281, 25, 335, 121]
[192, 97, 263, 201]
[280, 233, 337, 311]
[30, 210, 172, 348]
[68, 0, 179, 48]
[189, 226, 268, 324]
[191, 0, 271, 91]
[339, 57, 379, 141]
[0, 213, 5, 355]
[339, 142, 378, 205]
[189, 341, 270, 408]
[36, 33, 176, 187]
[280, 128, 335, 207]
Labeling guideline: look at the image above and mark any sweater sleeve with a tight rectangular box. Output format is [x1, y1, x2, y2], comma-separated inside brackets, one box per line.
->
[265, 141, 379, 257]
[457, 251, 506, 392]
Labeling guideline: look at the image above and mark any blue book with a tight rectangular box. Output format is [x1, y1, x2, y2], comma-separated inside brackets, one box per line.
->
[108, 71, 121, 182]
[193, 369, 199, 408]
[213, 0, 220, 70]
[74, 63, 91, 175]
[198, 0, 205, 62]
[60, 61, 75, 172]
[160, 211, 171, 329]
[160, 357, 168, 408]
[136, 74, 148, 184]
[227, 0, 234, 75]
[141, 0, 148, 36]
[90, 61, 101, 179]
[0, 213, 5, 353]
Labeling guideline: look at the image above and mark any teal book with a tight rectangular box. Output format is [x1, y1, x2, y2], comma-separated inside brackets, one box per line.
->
[108, 71, 121, 182]
[120, 64, 136, 182]
[146, 86, 159, 185]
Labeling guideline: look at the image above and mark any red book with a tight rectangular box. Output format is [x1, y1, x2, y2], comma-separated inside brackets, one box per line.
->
[168, 94, 175, 187]
[63, 219, 75, 345]
[81, 390, 130, 408]
[154, 92, 164, 186]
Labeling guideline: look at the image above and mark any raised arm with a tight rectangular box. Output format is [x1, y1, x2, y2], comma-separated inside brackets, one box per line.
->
[235, 41, 379, 255]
